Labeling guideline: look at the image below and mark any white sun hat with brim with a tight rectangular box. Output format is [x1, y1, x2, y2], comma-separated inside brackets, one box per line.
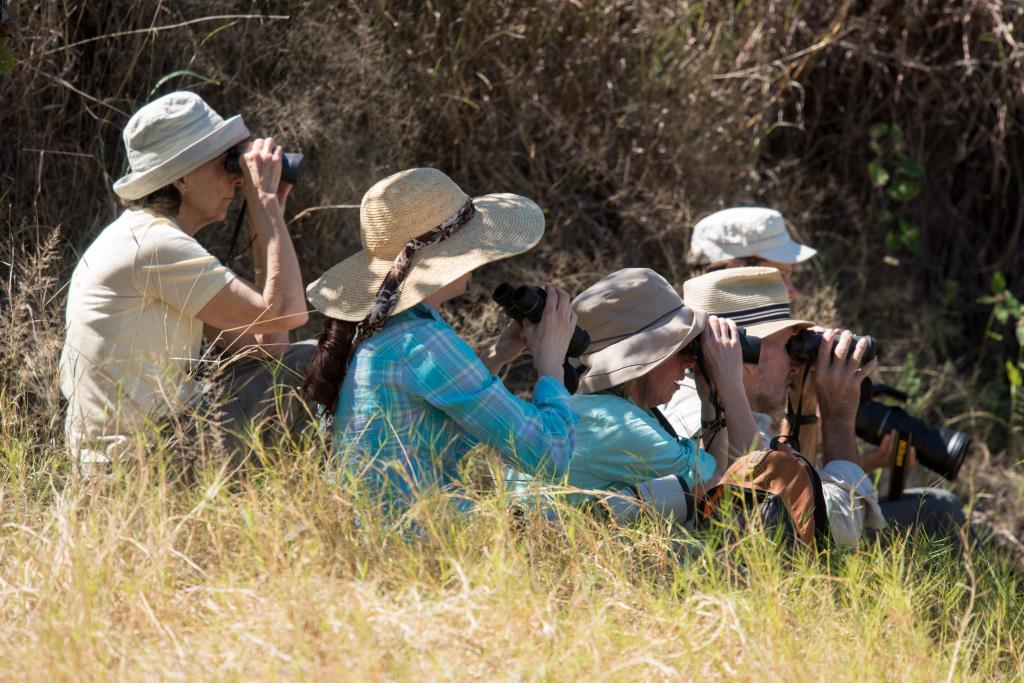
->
[682, 266, 814, 338]
[572, 268, 706, 395]
[688, 206, 817, 266]
[113, 91, 250, 200]
[306, 168, 545, 322]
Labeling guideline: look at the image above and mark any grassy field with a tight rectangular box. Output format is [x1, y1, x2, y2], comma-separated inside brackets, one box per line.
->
[3, 1, 1024, 679]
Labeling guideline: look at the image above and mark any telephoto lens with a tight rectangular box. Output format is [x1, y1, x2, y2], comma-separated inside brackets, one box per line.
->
[224, 149, 305, 185]
[855, 401, 971, 480]
[787, 329, 877, 364]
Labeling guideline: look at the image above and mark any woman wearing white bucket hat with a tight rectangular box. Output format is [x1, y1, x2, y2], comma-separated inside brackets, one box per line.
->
[302, 167, 578, 510]
[507, 268, 757, 514]
[59, 91, 309, 473]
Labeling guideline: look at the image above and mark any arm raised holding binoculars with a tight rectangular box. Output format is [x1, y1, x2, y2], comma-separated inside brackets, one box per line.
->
[697, 315, 758, 471]
[197, 137, 308, 354]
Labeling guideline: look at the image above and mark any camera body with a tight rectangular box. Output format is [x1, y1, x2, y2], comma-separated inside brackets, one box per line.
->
[492, 283, 591, 393]
[224, 149, 305, 185]
[787, 329, 877, 364]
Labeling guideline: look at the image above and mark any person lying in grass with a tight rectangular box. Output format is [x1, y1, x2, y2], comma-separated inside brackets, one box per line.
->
[506, 267, 757, 508]
[302, 167, 578, 511]
[60, 91, 310, 475]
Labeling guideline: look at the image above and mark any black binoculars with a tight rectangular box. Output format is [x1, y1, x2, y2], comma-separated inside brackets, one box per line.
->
[683, 327, 761, 364]
[786, 329, 877, 364]
[492, 283, 591, 393]
[224, 149, 305, 185]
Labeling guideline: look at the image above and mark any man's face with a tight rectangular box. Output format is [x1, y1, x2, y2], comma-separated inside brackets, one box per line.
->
[742, 327, 796, 415]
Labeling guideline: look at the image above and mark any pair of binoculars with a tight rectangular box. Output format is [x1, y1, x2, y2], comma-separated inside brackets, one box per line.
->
[492, 283, 591, 394]
[224, 149, 305, 185]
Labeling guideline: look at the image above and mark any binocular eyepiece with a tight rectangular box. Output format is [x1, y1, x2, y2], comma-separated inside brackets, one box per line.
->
[492, 283, 591, 394]
[224, 149, 305, 185]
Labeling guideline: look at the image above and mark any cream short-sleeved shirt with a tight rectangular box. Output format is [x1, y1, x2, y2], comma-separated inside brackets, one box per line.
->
[59, 208, 235, 464]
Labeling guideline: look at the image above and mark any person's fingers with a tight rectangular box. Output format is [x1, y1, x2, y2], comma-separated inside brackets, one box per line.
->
[543, 285, 558, 318]
[833, 330, 853, 365]
[271, 145, 283, 162]
[859, 357, 878, 377]
[264, 136, 275, 154]
[908, 446, 917, 468]
[816, 328, 835, 372]
[851, 335, 870, 366]
[723, 318, 738, 342]
[553, 287, 571, 318]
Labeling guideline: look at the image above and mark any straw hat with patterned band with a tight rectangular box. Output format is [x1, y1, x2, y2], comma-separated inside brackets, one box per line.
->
[682, 266, 813, 338]
[572, 268, 706, 395]
[688, 207, 817, 266]
[113, 91, 250, 200]
[306, 168, 545, 324]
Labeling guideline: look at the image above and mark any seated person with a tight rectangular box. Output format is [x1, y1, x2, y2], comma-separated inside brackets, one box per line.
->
[301, 168, 578, 511]
[680, 267, 964, 546]
[666, 206, 817, 436]
[688, 205, 816, 300]
[507, 267, 757, 507]
[60, 91, 310, 474]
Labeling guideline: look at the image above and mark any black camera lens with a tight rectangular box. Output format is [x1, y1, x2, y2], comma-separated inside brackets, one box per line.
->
[224, 149, 305, 185]
[787, 329, 877, 364]
[855, 401, 971, 481]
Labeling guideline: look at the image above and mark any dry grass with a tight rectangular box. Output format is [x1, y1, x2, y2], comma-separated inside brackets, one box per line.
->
[2, 1, 1024, 678]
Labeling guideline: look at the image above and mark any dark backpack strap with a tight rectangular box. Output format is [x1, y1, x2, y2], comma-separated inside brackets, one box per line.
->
[792, 451, 831, 550]
[650, 406, 680, 440]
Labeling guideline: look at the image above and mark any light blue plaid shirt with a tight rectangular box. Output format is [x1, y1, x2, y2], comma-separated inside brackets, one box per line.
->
[332, 303, 577, 508]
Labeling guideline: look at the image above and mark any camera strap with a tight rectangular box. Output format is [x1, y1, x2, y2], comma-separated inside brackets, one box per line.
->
[692, 352, 726, 450]
[783, 361, 816, 452]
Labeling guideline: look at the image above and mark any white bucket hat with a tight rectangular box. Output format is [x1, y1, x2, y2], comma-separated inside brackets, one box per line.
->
[306, 168, 545, 322]
[683, 266, 813, 338]
[572, 268, 706, 395]
[688, 207, 817, 266]
[113, 91, 250, 200]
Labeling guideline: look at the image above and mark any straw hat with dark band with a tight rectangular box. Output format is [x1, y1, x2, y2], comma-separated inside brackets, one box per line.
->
[307, 168, 545, 321]
[682, 266, 813, 338]
[573, 268, 706, 395]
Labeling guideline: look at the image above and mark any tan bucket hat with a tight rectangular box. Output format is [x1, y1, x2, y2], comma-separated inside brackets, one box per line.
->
[682, 266, 813, 338]
[113, 91, 250, 200]
[573, 268, 706, 395]
[306, 168, 545, 321]
[688, 207, 817, 266]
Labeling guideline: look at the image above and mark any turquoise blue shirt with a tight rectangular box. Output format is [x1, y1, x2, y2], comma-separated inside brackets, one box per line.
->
[508, 392, 716, 500]
[333, 303, 577, 509]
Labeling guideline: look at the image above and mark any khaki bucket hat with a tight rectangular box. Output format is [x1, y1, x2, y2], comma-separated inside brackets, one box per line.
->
[682, 266, 813, 338]
[306, 168, 545, 321]
[113, 91, 250, 200]
[573, 268, 706, 395]
[688, 207, 817, 266]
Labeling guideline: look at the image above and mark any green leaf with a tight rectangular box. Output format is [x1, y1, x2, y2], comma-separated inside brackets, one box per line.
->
[1005, 290, 1023, 318]
[889, 124, 904, 142]
[0, 42, 13, 77]
[887, 178, 919, 202]
[987, 330, 1004, 342]
[869, 141, 882, 156]
[869, 123, 889, 140]
[1006, 360, 1022, 387]
[1016, 323, 1024, 348]
[885, 230, 901, 253]
[868, 161, 890, 188]
[993, 271, 1007, 293]
[898, 159, 924, 178]
[995, 307, 1010, 325]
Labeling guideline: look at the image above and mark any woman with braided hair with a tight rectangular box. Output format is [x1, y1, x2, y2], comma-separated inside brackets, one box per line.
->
[303, 168, 578, 509]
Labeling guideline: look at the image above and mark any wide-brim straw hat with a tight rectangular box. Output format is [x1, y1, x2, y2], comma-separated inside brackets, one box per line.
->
[307, 168, 544, 321]
[113, 91, 250, 200]
[689, 206, 817, 265]
[683, 266, 813, 338]
[573, 268, 706, 395]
